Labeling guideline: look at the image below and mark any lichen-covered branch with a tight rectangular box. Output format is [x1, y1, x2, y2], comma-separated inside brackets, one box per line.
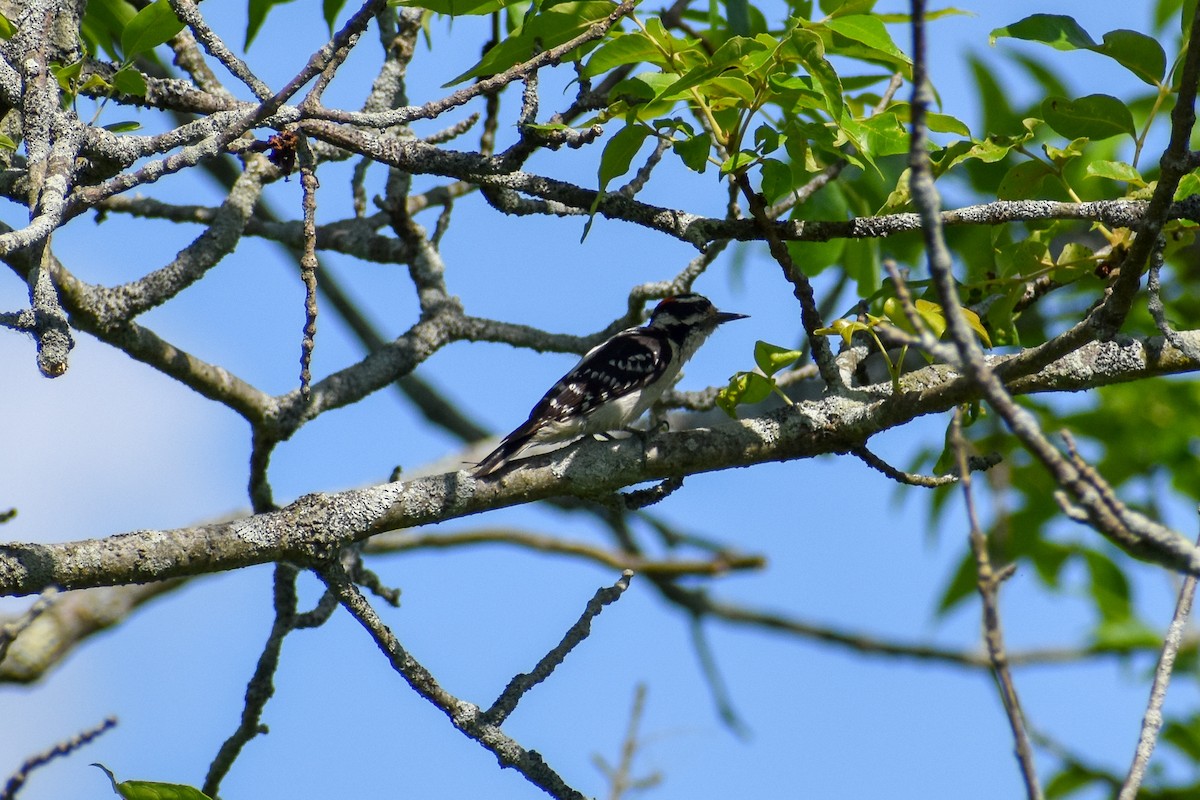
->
[7, 328, 1200, 597]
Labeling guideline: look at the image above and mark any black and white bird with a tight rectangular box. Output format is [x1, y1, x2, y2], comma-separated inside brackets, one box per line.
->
[472, 293, 747, 477]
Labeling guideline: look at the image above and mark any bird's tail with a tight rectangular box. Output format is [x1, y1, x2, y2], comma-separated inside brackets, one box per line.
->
[472, 429, 536, 478]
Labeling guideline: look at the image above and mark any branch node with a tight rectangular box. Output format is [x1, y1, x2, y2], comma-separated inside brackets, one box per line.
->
[620, 477, 684, 509]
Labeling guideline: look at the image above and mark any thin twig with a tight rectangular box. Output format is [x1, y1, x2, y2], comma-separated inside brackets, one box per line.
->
[735, 173, 841, 387]
[880, 258, 944, 356]
[769, 72, 904, 218]
[315, 559, 589, 800]
[1147, 235, 1200, 361]
[298, 149, 320, 400]
[687, 615, 749, 736]
[1117, 516, 1200, 799]
[851, 443, 999, 487]
[905, 0, 1196, 575]
[365, 528, 764, 577]
[203, 563, 299, 798]
[485, 570, 634, 725]
[168, 0, 274, 100]
[0, 717, 117, 800]
[596, 684, 661, 800]
[1089, 2, 1200, 339]
[950, 407, 1042, 799]
[309, 1, 636, 129]
[620, 477, 685, 509]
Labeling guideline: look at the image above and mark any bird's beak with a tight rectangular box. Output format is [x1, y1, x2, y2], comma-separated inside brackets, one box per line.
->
[714, 310, 749, 325]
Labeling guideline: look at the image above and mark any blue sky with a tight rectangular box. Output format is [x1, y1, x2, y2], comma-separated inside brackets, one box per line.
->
[2, 2, 1194, 799]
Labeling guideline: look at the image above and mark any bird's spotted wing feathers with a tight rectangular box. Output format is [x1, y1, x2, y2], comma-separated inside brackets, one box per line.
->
[532, 326, 672, 424]
[532, 328, 670, 424]
[471, 328, 673, 476]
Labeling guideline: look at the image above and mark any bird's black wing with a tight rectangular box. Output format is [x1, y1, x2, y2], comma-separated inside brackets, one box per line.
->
[529, 326, 672, 424]
[472, 327, 671, 477]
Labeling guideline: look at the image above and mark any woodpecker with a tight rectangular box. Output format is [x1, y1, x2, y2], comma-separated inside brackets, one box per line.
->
[472, 293, 747, 477]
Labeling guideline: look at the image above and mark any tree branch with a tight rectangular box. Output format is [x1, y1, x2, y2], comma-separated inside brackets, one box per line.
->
[0, 716, 117, 800]
[484, 570, 633, 725]
[951, 407, 1041, 799]
[1117, 522, 1200, 800]
[366, 528, 765, 576]
[8, 328, 1200, 597]
[315, 559, 589, 800]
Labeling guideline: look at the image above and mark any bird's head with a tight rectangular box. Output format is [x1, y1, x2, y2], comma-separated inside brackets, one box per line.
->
[648, 293, 748, 330]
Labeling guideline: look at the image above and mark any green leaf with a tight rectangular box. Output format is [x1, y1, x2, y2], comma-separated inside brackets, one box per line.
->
[0, 133, 17, 150]
[887, 298, 990, 347]
[1085, 160, 1145, 186]
[1163, 714, 1200, 762]
[655, 64, 726, 104]
[725, 0, 750, 35]
[82, 0, 139, 60]
[597, 125, 650, 189]
[822, 15, 910, 64]
[912, 298, 947, 338]
[448, 1, 614, 84]
[323, 0, 347, 32]
[583, 125, 650, 240]
[814, 317, 874, 346]
[706, 75, 756, 106]
[720, 149, 759, 175]
[0, 12, 14, 39]
[93, 764, 214, 800]
[1041, 137, 1086, 168]
[111, 68, 147, 96]
[583, 32, 666, 77]
[102, 121, 143, 133]
[885, 103, 971, 137]
[673, 132, 711, 172]
[246, 0, 299, 49]
[753, 340, 803, 377]
[842, 237, 880, 295]
[121, 0, 185, 58]
[1094, 29, 1167, 86]
[1175, 171, 1200, 201]
[653, 117, 695, 136]
[991, 16, 1166, 87]
[997, 159, 1054, 200]
[1045, 764, 1106, 799]
[960, 137, 1018, 165]
[857, 111, 909, 158]
[1084, 550, 1133, 622]
[754, 124, 782, 155]
[822, 0, 878, 16]
[990, 14, 1098, 49]
[1054, 241, 1095, 281]
[638, 16, 703, 64]
[609, 72, 676, 104]
[710, 34, 770, 69]
[1091, 618, 1161, 650]
[935, 551, 977, 615]
[786, 29, 843, 122]
[716, 371, 774, 417]
[50, 61, 83, 93]
[759, 158, 793, 203]
[78, 74, 114, 94]
[1042, 94, 1135, 141]
[831, 116, 874, 172]
[1026, 540, 1073, 587]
